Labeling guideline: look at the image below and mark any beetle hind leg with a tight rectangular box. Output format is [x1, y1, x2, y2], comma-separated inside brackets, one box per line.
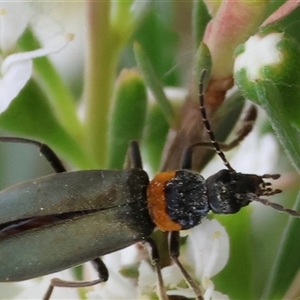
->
[43, 258, 109, 300]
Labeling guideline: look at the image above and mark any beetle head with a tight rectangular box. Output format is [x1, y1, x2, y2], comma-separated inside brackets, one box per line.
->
[205, 169, 279, 215]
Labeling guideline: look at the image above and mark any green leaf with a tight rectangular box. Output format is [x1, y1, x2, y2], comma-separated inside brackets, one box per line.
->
[261, 190, 300, 299]
[255, 81, 300, 173]
[134, 42, 176, 127]
[107, 69, 147, 169]
[0, 80, 92, 169]
[192, 0, 211, 46]
[131, 3, 178, 86]
[193, 42, 212, 86]
[142, 103, 169, 174]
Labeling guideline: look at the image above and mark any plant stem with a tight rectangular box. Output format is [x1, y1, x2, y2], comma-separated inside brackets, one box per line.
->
[84, 1, 119, 167]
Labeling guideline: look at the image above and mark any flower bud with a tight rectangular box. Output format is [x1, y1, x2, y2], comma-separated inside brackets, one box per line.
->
[234, 27, 300, 129]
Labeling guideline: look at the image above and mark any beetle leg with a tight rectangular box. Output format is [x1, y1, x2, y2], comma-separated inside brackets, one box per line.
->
[181, 113, 254, 170]
[142, 238, 169, 300]
[91, 257, 109, 282]
[219, 104, 257, 151]
[124, 140, 143, 169]
[168, 231, 204, 300]
[180, 147, 193, 170]
[43, 258, 109, 300]
[189, 104, 257, 154]
[43, 278, 105, 300]
[43, 285, 54, 300]
[0, 137, 66, 173]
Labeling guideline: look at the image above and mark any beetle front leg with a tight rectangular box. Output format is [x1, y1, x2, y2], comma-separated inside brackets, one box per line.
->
[124, 140, 143, 169]
[168, 231, 204, 300]
[43, 258, 109, 300]
[142, 238, 169, 300]
[0, 137, 66, 173]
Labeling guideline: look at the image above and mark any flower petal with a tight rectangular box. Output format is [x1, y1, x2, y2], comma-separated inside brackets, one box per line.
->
[0, 59, 32, 113]
[137, 260, 157, 298]
[203, 280, 230, 300]
[184, 219, 229, 279]
[0, 34, 73, 112]
[0, 3, 33, 52]
[2, 34, 73, 74]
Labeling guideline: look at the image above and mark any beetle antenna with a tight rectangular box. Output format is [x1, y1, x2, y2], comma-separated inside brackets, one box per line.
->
[247, 194, 300, 218]
[190, 104, 257, 152]
[242, 173, 300, 217]
[198, 70, 235, 172]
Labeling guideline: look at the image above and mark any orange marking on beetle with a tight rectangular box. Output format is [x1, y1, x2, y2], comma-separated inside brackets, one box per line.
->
[147, 172, 181, 231]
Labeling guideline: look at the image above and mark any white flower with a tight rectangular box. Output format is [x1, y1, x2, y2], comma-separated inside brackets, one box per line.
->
[0, 3, 33, 52]
[137, 219, 230, 299]
[0, 6, 74, 113]
[0, 33, 73, 113]
[184, 219, 230, 300]
[86, 246, 140, 299]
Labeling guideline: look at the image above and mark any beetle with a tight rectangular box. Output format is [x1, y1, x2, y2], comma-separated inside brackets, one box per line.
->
[0, 70, 299, 300]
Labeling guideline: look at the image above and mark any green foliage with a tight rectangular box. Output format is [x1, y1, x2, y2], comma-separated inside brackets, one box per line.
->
[134, 42, 176, 128]
[262, 191, 300, 299]
[0, 79, 92, 169]
[1, 1, 300, 300]
[142, 102, 170, 174]
[107, 69, 147, 169]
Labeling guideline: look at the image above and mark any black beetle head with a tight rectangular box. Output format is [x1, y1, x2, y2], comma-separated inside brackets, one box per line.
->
[205, 169, 268, 214]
